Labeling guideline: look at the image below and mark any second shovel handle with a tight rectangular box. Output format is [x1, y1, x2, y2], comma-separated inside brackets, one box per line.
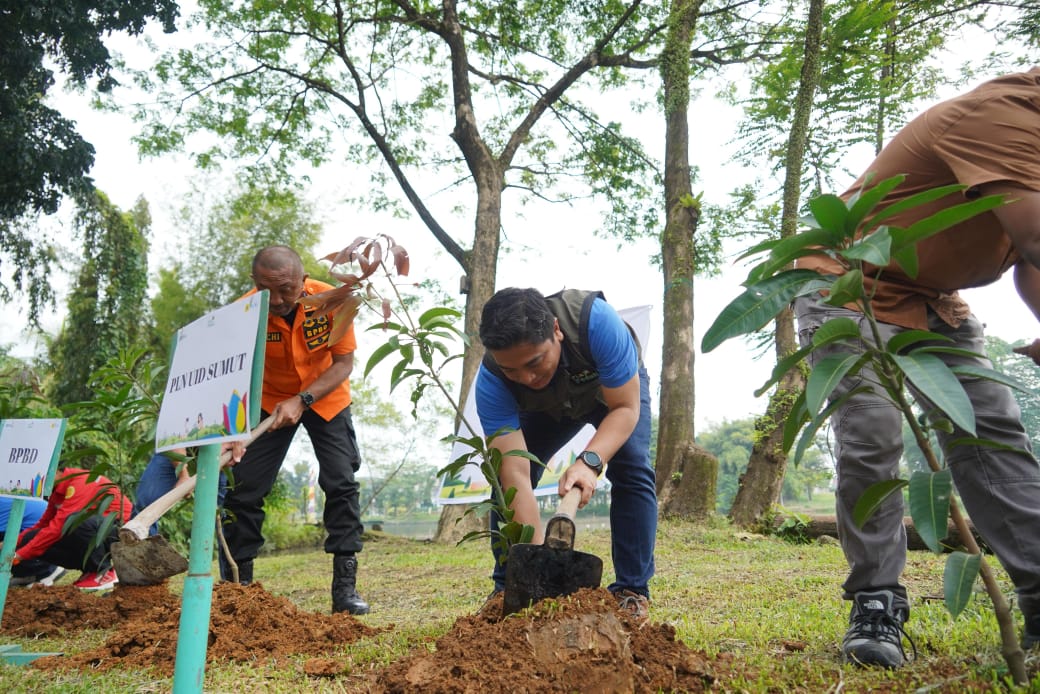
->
[121, 417, 273, 541]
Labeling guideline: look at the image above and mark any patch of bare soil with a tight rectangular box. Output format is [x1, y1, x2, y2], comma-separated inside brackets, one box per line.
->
[1, 581, 1024, 691]
[3, 582, 377, 676]
[355, 588, 735, 693]
[3, 581, 737, 691]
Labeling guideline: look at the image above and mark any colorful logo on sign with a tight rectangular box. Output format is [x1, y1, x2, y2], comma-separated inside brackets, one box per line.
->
[222, 390, 248, 434]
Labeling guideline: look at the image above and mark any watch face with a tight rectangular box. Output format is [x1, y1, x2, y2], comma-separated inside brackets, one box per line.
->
[581, 451, 602, 472]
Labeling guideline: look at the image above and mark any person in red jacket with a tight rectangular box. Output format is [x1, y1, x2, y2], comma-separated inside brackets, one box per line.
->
[11, 468, 133, 590]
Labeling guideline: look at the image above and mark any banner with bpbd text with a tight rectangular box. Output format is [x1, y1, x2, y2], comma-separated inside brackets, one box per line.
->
[0, 419, 66, 498]
[155, 292, 267, 452]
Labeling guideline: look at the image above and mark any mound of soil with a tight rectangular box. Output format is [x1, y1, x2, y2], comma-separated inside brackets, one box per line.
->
[2, 582, 735, 691]
[361, 588, 732, 693]
[3, 582, 377, 675]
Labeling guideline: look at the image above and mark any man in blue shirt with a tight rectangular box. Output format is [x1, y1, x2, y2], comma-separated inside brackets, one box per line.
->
[476, 287, 657, 619]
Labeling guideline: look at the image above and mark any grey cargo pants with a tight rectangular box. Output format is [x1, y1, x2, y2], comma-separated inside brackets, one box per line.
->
[794, 294, 1040, 610]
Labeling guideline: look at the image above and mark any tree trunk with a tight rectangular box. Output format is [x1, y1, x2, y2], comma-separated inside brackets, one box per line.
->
[728, 0, 823, 529]
[657, 443, 717, 519]
[432, 177, 502, 543]
[434, 503, 489, 544]
[655, 0, 711, 518]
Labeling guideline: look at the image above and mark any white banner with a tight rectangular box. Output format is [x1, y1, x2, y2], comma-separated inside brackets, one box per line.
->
[0, 418, 65, 497]
[155, 294, 264, 452]
[436, 304, 651, 505]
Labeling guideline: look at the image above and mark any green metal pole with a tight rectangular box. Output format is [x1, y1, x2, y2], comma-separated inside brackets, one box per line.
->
[172, 445, 221, 693]
[0, 497, 26, 618]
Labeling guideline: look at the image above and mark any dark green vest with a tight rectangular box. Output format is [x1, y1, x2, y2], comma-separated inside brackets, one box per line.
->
[482, 289, 621, 422]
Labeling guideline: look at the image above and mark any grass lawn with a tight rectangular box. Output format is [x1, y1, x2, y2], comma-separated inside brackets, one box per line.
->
[0, 516, 1037, 692]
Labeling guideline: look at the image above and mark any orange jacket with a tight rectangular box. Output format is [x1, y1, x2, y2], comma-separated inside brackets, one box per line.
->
[16, 468, 133, 561]
[246, 278, 356, 421]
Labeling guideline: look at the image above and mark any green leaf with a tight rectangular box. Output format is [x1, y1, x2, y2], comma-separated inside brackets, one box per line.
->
[808, 194, 849, 235]
[702, 270, 830, 352]
[886, 330, 949, 354]
[841, 227, 892, 266]
[366, 321, 406, 333]
[418, 306, 462, 327]
[852, 478, 908, 529]
[949, 364, 1031, 393]
[865, 184, 965, 228]
[754, 344, 814, 398]
[892, 353, 975, 435]
[908, 469, 952, 554]
[821, 269, 864, 307]
[811, 317, 861, 347]
[891, 195, 1007, 251]
[805, 352, 861, 416]
[943, 552, 981, 619]
[747, 230, 842, 283]
[845, 175, 905, 234]
[364, 340, 400, 378]
[781, 390, 809, 454]
[947, 437, 1030, 455]
[891, 244, 919, 278]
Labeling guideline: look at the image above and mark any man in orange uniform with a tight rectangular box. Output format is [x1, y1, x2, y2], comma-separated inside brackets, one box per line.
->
[12, 468, 132, 590]
[220, 245, 369, 615]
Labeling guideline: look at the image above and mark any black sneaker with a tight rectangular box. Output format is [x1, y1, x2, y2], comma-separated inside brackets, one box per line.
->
[842, 590, 915, 668]
[1023, 614, 1040, 650]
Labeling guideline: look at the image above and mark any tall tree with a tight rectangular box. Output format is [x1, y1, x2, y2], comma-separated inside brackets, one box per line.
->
[0, 0, 178, 325]
[722, 0, 1026, 526]
[728, 0, 824, 528]
[654, 0, 718, 518]
[132, 0, 665, 539]
[47, 192, 150, 406]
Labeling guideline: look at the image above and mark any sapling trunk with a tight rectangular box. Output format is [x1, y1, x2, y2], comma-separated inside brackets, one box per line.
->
[889, 357, 1027, 684]
[853, 295, 1028, 683]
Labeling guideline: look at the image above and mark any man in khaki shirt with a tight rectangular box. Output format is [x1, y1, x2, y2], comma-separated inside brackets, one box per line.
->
[795, 68, 1040, 668]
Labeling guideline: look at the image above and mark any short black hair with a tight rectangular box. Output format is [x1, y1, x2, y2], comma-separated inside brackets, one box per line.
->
[479, 287, 555, 350]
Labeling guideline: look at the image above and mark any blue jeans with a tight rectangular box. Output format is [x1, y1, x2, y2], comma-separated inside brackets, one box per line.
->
[490, 366, 657, 596]
[135, 453, 226, 536]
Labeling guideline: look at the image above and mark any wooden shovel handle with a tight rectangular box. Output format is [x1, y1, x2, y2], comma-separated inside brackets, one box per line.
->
[121, 418, 273, 541]
[544, 487, 582, 550]
[556, 486, 581, 520]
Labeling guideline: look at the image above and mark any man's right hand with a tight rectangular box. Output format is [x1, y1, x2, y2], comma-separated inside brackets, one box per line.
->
[1013, 339, 1040, 365]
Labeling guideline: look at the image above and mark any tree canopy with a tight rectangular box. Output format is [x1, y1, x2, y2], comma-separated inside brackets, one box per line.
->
[0, 0, 179, 323]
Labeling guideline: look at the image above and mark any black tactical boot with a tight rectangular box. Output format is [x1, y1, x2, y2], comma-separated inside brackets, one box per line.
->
[332, 554, 370, 615]
[219, 554, 253, 585]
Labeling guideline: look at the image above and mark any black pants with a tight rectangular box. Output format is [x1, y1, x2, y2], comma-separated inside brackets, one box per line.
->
[14, 514, 115, 576]
[220, 406, 364, 568]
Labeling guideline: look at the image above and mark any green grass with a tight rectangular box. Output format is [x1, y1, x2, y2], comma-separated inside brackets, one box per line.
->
[1, 517, 1038, 692]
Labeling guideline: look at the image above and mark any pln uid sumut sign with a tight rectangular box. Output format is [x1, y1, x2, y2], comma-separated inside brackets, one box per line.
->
[155, 292, 267, 452]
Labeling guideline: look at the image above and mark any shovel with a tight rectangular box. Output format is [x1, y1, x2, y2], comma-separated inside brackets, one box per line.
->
[111, 417, 273, 586]
[502, 486, 603, 615]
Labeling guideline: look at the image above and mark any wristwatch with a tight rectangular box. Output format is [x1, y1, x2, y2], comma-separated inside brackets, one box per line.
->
[298, 391, 315, 408]
[577, 450, 604, 477]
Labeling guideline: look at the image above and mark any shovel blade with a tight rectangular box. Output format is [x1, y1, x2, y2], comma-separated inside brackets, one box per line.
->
[110, 535, 188, 586]
[502, 542, 603, 615]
